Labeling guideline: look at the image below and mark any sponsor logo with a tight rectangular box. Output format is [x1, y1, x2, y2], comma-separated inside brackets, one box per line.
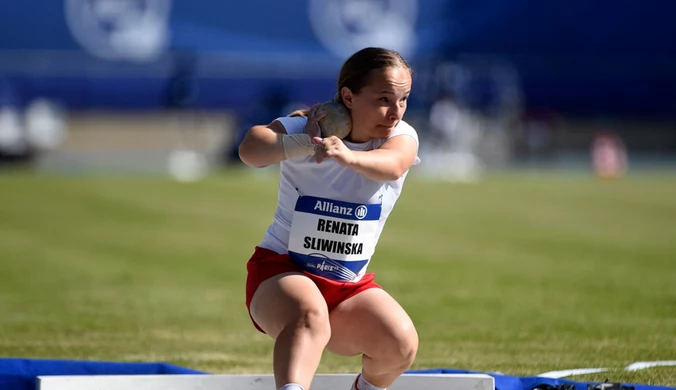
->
[307, 0, 419, 59]
[64, 0, 171, 61]
[354, 205, 368, 220]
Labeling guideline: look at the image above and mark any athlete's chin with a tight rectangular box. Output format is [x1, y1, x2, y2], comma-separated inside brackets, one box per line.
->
[375, 124, 396, 137]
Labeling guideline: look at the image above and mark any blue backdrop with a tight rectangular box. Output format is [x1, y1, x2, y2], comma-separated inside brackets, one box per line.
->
[0, 0, 674, 117]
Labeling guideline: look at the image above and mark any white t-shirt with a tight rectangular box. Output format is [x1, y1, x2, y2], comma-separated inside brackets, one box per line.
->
[259, 115, 420, 282]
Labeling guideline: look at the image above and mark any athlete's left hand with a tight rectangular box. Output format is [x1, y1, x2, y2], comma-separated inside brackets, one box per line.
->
[312, 136, 356, 166]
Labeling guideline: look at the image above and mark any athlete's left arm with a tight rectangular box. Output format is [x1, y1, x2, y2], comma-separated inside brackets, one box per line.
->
[347, 135, 418, 181]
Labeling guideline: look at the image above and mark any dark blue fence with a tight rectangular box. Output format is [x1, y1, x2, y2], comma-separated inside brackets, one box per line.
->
[0, 0, 674, 117]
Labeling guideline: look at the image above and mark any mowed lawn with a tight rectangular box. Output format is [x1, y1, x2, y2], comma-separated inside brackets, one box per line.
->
[0, 170, 674, 386]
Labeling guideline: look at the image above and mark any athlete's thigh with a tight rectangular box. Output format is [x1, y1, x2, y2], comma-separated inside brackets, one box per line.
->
[249, 272, 329, 338]
[326, 288, 417, 357]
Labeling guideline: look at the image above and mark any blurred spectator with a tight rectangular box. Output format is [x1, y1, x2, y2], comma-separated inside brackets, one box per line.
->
[428, 91, 462, 149]
[420, 90, 484, 182]
[592, 130, 628, 179]
[164, 51, 199, 110]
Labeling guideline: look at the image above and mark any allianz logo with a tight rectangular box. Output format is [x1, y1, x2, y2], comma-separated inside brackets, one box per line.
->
[314, 200, 368, 220]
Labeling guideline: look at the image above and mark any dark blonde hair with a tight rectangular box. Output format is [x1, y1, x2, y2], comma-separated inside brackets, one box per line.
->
[289, 47, 412, 117]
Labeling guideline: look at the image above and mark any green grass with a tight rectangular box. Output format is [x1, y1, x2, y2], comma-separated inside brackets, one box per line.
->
[0, 169, 674, 386]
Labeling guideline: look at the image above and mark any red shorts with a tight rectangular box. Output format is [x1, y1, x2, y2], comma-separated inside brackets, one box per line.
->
[245, 246, 382, 334]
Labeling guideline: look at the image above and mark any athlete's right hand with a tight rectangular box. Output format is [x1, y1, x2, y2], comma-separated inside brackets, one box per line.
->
[304, 104, 328, 162]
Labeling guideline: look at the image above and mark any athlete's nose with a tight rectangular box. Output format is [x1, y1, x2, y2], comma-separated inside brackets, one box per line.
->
[388, 103, 403, 121]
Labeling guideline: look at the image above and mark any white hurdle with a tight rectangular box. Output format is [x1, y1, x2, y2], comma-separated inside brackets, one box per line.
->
[38, 373, 495, 390]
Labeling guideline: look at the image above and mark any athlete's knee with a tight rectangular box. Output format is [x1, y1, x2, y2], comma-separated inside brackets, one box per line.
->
[288, 304, 331, 342]
[392, 321, 419, 367]
[376, 320, 419, 369]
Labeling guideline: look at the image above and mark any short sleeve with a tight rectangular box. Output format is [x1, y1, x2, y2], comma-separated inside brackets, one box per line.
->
[387, 120, 419, 146]
[274, 116, 308, 135]
[383, 120, 421, 165]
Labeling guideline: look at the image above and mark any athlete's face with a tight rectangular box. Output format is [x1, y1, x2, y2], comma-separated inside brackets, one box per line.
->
[341, 66, 412, 143]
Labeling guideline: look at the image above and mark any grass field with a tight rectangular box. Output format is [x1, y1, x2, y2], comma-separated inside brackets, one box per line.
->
[0, 169, 674, 386]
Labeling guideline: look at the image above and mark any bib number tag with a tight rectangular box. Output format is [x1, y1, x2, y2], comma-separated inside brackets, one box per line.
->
[288, 195, 382, 281]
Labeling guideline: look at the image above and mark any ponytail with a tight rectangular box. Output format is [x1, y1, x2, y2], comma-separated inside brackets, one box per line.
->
[287, 108, 310, 117]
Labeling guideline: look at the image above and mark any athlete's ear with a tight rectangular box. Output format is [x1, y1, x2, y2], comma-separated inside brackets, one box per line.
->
[340, 87, 354, 110]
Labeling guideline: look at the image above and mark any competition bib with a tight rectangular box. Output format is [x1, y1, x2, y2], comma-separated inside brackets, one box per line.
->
[288, 195, 382, 281]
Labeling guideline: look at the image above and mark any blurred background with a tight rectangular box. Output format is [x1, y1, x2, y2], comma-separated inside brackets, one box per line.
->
[1, 0, 676, 384]
[0, 0, 674, 180]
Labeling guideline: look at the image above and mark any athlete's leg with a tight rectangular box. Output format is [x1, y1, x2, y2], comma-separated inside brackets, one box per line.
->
[326, 288, 418, 389]
[249, 272, 331, 390]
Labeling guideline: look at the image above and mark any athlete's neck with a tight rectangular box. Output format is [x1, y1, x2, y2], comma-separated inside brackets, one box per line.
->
[345, 129, 371, 144]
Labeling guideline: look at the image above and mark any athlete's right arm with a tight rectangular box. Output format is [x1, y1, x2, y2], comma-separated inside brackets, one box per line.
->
[238, 120, 288, 168]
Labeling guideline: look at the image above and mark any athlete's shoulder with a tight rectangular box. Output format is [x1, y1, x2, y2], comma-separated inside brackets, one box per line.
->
[387, 120, 419, 145]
